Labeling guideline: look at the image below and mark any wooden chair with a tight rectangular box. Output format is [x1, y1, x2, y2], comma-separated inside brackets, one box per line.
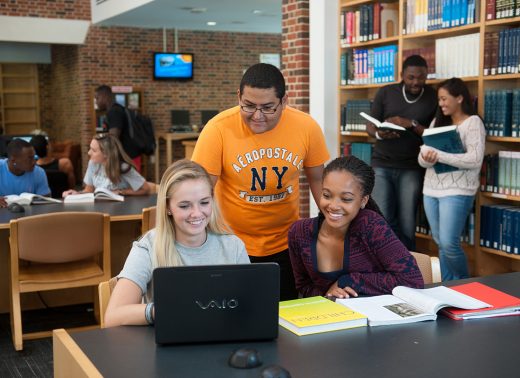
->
[98, 277, 118, 328]
[141, 206, 157, 234]
[8, 212, 111, 351]
[410, 251, 441, 284]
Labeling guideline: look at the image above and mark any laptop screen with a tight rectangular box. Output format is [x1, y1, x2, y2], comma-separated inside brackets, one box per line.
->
[153, 263, 280, 344]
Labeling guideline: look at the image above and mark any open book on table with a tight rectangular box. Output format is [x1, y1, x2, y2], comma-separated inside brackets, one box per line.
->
[422, 125, 465, 174]
[5, 193, 62, 205]
[64, 187, 124, 204]
[336, 285, 491, 326]
[359, 112, 406, 132]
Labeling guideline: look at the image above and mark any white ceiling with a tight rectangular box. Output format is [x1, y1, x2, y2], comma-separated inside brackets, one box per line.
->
[95, 0, 282, 34]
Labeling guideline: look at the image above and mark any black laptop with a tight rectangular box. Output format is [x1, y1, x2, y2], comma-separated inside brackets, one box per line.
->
[153, 263, 280, 344]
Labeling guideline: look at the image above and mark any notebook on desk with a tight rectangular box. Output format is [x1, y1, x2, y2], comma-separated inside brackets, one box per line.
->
[153, 263, 280, 344]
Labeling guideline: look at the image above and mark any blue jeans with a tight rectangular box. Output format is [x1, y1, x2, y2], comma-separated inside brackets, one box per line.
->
[372, 167, 423, 251]
[423, 195, 474, 281]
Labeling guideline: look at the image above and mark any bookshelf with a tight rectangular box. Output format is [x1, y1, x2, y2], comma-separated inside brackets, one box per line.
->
[91, 87, 143, 133]
[0, 64, 40, 135]
[338, 0, 520, 275]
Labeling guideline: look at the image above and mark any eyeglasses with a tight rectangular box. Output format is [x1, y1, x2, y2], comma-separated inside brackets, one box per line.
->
[240, 100, 282, 115]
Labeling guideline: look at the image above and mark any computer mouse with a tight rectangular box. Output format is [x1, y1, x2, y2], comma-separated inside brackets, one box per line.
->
[228, 348, 262, 369]
[260, 365, 292, 378]
[7, 203, 25, 213]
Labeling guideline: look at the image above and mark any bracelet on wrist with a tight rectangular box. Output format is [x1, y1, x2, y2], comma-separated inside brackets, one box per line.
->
[145, 302, 154, 325]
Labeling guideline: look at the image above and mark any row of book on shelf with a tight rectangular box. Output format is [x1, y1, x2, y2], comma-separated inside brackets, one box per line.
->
[484, 28, 520, 76]
[481, 152, 520, 196]
[340, 33, 479, 86]
[340, 45, 398, 85]
[279, 283, 520, 335]
[403, 0, 479, 34]
[484, 90, 520, 137]
[340, 142, 372, 166]
[486, 0, 520, 20]
[339, 2, 398, 45]
[480, 204, 520, 255]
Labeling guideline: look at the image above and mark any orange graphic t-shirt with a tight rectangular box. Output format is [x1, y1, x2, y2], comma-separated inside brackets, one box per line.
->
[192, 106, 330, 257]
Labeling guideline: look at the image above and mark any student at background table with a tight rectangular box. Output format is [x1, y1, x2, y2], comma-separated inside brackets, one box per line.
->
[30, 135, 76, 189]
[62, 134, 150, 198]
[288, 156, 423, 299]
[0, 139, 50, 207]
[418, 78, 485, 281]
[104, 160, 250, 327]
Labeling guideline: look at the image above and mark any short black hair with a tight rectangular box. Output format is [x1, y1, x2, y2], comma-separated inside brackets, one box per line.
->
[30, 135, 48, 158]
[7, 139, 32, 158]
[402, 55, 428, 71]
[239, 63, 286, 99]
[95, 85, 113, 96]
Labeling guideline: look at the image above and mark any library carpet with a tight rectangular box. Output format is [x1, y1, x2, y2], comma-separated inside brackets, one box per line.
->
[0, 304, 96, 378]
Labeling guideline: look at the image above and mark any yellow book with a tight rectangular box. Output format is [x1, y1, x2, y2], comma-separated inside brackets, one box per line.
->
[279, 296, 367, 336]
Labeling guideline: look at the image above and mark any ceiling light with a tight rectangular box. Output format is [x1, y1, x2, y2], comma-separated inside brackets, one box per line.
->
[190, 8, 207, 13]
[252, 10, 263, 15]
[207, 21, 217, 26]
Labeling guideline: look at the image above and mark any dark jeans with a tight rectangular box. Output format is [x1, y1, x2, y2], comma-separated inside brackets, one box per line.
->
[249, 249, 298, 301]
[372, 167, 423, 251]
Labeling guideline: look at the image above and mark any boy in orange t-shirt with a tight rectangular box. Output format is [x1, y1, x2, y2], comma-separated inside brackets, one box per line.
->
[192, 63, 329, 300]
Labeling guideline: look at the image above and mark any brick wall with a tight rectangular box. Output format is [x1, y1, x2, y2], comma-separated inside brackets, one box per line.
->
[0, 0, 91, 19]
[282, 0, 311, 218]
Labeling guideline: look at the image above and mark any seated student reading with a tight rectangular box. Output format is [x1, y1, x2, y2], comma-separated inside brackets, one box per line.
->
[30, 135, 76, 189]
[288, 156, 423, 298]
[62, 134, 150, 198]
[0, 139, 50, 207]
[104, 160, 250, 327]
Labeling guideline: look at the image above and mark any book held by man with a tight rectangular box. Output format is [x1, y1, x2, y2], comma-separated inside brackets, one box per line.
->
[336, 285, 491, 327]
[422, 125, 465, 174]
[359, 112, 406, 132]
[278, 296, 367, 336]
[442, 282, 520, 320]
[5, 193, 61, 205]
[64, 188, 124, 204]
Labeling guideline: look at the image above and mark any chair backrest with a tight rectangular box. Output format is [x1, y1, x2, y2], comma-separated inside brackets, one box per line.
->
[98, 277, 118, 328]
[142, 206, 157, 234]
[10, 212, 110, 264]
[410, 251, 441, 284]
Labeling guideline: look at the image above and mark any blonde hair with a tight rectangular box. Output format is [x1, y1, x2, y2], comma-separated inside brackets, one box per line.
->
[153, 159, 231, 268]
[94, 134, 135, 184]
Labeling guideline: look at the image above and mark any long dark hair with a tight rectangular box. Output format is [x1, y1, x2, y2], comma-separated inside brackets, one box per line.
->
[322, 155, 383, 216]
[433, 78, 476, 127]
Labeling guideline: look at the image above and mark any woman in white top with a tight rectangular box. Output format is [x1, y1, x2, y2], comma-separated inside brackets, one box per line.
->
[104, 159, 250, 327]
[418, 78, 485, 281]
[62, 134, 150, 197]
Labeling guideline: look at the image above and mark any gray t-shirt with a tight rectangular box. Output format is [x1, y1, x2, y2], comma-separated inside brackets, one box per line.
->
[83, 160, 145, 191]
[118, 229, 251, 301]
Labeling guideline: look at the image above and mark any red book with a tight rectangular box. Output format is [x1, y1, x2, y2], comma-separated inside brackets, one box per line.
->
[486, 0, 496, 20]
[442, 282, 520, 320]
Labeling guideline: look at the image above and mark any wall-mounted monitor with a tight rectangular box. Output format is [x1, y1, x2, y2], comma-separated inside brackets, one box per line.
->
[154, 52, 194, 80]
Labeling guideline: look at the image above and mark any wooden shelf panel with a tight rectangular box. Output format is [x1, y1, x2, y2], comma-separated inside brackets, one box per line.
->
[480, 192, 520, 202]
[483, 74, 520, 81]
[486, 136, 520, 143]
[341, 36, 399, 49]
[402, 23, 481, 40]
[340, 0, 373, 7]
[481, 247, 520, 260]
[340, 82, 397, 90]
[340, 131, 368, 137]
[486, 16, 520, 27]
